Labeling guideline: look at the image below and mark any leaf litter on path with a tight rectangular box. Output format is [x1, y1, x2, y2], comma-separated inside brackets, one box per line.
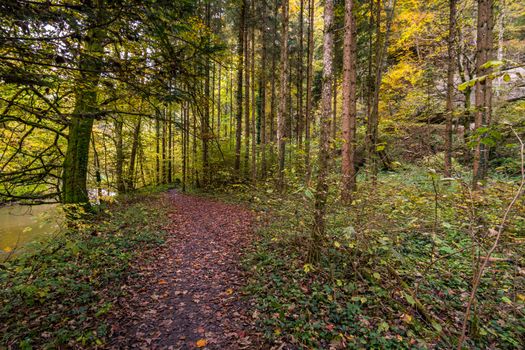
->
[105, 191, 262, 349]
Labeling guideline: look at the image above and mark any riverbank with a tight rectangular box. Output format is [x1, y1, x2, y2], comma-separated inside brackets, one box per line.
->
[0, 193, 169, 348]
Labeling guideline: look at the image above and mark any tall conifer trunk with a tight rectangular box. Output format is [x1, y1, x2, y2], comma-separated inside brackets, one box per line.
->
[311, 0, 334, 262]
[341, 0, 357, 202]
[277, 0, 289, 191]
[472, 0, 494, 188]
[444, 0, 457, 177]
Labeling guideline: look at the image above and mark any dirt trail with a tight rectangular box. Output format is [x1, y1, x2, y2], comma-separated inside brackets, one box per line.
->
[106, 191, 259, 349]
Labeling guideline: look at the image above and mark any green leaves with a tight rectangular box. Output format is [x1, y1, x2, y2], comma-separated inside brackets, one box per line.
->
[403, 292, 416, 306]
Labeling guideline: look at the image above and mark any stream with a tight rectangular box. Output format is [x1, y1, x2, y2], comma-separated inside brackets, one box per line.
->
[0, 203, 63, 258]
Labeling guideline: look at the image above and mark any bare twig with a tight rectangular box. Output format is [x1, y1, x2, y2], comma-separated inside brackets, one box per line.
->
[457, 127, 525, 349]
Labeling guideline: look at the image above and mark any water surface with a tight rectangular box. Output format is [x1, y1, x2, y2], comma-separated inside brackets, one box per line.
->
[0, 203, 63, 257]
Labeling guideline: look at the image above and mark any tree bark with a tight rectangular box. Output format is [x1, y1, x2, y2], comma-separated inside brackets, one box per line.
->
[277, 0, 289, 191]
[305, 0, 315, 183]
[297, 0, 305, 147]
[251, 0, 257, 182]
[114, 117, 125, 193]
[62, 0, 106, 205]
[444, 0, 457, 177]
[311, 0, 334, 262]
[260, 3, 268, 178]
[235, 0, 246, 173]
[244, 0, 251, 177]
[341, 0, 358, 202]
[472, 0, 494, 188]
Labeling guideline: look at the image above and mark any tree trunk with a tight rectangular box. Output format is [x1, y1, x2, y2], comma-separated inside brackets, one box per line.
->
[62, 0, 106, 205]
[341, 0, 358, 203]
[168, 107, 173, 184]
[235, 0, 246, 173]
[182, 103, 188, 192]
[366, 0, 395, 180]
[311, 0, 334, 262]
[91, 133, 102, 202]
[155, 115, 160, 185]
[114, 117, 125, 193]
[251, 0, 257, 182]
[472, 0, 494, 188]
[260, 6, 268, 178]
[305, 0, 315, 183]
[277, 0, 289, 191]
[126, 116, 142, 191]
[244, 1, 251, 177]
[203, 2, 211, 185]
[297, 0, 305, 147]
[444, 0, 457, 177]
[162, 109, 167, 184]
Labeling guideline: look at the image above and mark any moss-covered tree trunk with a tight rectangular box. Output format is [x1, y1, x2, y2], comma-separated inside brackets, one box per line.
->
[62, 1, 106, 204]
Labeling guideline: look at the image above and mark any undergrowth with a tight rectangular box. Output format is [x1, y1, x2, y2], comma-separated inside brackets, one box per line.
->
[0, 193, 168, 349]
[212, 166, 525, 349]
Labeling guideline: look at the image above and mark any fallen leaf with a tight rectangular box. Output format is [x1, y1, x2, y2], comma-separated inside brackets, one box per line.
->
[196, 338, 207, 347]
[158, 279, 168, 285]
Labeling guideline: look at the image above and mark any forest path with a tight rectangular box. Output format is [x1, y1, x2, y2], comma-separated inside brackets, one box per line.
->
[106, 191, 259, 349]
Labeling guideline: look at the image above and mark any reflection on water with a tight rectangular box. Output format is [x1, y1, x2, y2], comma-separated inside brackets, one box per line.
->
[0, 204, 63, 257]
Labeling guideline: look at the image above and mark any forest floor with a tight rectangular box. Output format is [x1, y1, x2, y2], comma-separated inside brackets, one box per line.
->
[105, 191, 261, 349]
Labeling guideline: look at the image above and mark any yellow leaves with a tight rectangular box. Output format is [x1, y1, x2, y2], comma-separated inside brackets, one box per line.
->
[196, 339, 207, 347]
[303, 264, 314, 273]
[401, 313, 413, 323]
[383, 62, 423, 92]
[2, 246, 12, 253]
[225, 288, 234, 295]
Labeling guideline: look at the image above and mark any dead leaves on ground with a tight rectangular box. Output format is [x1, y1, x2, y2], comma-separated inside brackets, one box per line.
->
[105, 192, 259, 349]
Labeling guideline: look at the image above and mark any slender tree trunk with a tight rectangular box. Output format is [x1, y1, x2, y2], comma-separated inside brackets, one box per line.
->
[341, 0, 358, 202]
[311, 0, 334, 262]
[218, 65, 222, 139]
[114, 117, 125, 193]
[235, 0, 246, 173]
[277, 0, 289, 191]
[182, 103, 188, 192]
[444, 0, 457, 177]
[297, 0, 305, 147]
[229, 69, 234, 149]
[168, 107, 173, 184]
[126, 116, 142, 191]
[91, 133, 102, 201]
[366, 0, 395, 180]
[244, 1, 251, 177]
[162, 109, 167, 184]
[155, 115, 160, 185]
[270, 3, 277, 166]
[260, 7, 268, 178]
[251, 0, 257, 182]
[332, 77, 337, 139]
[472, 0, 494, 188]
[305, 0, 315, 183]
[203, 2, 211, 185]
